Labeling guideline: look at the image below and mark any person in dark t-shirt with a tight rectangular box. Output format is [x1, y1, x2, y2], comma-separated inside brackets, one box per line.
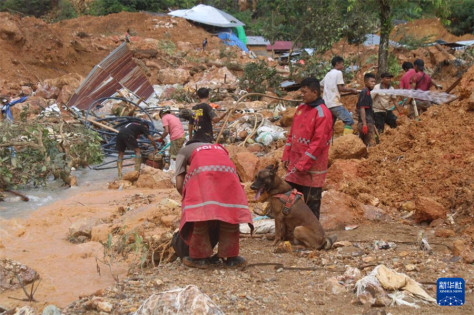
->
[116, 122, 157, 179]
[356, 73, 376, 147]
[189, 88, 228, 143]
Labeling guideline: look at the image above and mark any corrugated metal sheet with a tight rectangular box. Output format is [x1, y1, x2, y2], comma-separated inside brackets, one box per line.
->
[67, 42, 154, 110]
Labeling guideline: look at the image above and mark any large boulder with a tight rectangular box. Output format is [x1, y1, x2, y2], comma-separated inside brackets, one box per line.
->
[231, 151, 260, 182]
[0, 259, 39, 290]
[188, 66, 237, 89]
[320, 190, 364, 230]
[324, 159, 361, 190]
[0, 18, 24, 42]
[68, 218, 99, 242]
[157, 68, 190, 85]
[414, 196, 447, 223]
[329, 134, 367, 164]
[135, 166, 173, 189]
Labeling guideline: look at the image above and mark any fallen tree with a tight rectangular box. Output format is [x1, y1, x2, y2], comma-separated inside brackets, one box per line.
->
[0, 119, 103, 189]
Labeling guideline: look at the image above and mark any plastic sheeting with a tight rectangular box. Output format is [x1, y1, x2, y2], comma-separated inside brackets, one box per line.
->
[371, 89, 457, 104]
[169, 4, 244, 28]
[217, 32, 249, 52]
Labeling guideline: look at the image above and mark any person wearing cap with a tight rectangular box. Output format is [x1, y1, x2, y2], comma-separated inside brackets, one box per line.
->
[409, 58, 442, 116]
[158, 109, 185, 172]
[372, 72, 400, 133]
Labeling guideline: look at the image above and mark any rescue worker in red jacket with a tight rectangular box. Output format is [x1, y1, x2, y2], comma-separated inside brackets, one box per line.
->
[175, 141, 253, 269]
[282, 77, 333, 219]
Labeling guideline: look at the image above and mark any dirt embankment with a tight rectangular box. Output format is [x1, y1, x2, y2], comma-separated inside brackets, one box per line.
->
[0, 11, 220, 93]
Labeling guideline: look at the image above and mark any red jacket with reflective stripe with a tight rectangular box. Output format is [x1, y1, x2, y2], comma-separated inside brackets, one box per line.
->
[282, 99, 332, 187]
[180, 144, 253, 235]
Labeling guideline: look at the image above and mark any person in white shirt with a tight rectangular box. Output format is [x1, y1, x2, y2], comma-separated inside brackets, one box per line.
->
[371, 72, 401, 133]
[321, 56, 358, 135]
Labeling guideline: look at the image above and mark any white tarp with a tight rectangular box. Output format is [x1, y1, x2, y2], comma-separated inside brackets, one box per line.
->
[168, 4, 245, 28]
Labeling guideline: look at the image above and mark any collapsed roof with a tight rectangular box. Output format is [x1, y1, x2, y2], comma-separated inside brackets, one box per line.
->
[168, 4, 245, 28]
[67, 43, 154, 110]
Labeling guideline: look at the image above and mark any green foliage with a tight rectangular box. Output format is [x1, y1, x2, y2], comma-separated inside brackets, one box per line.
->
[157, 39, 176, 56]
[396, 32, 433, 50]
[446, 0, 474, 36]
[53, 0, 77, 21]
[240, 60, 282, 96]
[1, 0, 51, 17]
[0, 120, 103, 189]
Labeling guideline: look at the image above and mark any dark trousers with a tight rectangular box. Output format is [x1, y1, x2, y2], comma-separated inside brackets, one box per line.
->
[374, 111, 397, 133]
[287, 182, 322, 219]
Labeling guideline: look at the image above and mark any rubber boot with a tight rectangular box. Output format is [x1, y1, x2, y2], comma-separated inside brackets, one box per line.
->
[117, 158, 123, 179]
[134, 155, 141, 172]
[343, 125, 353, 136]
[169, 159, 176, 172]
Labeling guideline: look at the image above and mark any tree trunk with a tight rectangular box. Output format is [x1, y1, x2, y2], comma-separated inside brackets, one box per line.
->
[377, 0, 392, 78]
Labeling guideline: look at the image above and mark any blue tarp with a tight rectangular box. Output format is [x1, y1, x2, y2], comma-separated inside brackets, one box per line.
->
[217, 32, 248, 53]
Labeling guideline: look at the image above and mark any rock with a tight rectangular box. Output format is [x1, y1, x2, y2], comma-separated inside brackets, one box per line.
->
[333, 240, 352, 248]
[362, 205, 391, 222]
[405, 264, 417, 271]
[57, 85, 76, 105]
[42, 305, 61, 315]
[333, 120, 345, 136]
[279, 107, 297, 127]
[363, 256, 375, 263]
[461, 248, 474, 264]
[12, 306, 36, 315]
[108, 180, 133, 189]
[320, 190, 364, 230]
[329, 134, 367, 164]
[326, 277, 345, 294]
[452, 239, 466, 256]
[414, 196, 447, 223]
[97, 301, 113, 313]
[0, 259, 39, 290]
[434, 228, 455, 238]
[188, 66, 237, 89]
[324, 159, 361, 190]
[0, 19, 24, 42]
[135, 285, 224, 314]
[91, 224, 111, 243]
[135, 174, 173, 189]
[123, 171, 140, 182]
[401, 201, 416, 211]
[358, 193, 379, 206]
[177, 41, 194, 51]
[342, 266, 362, 282]
[157, 68, 190, 85]
[160, 215, 179, 228]
[21, 85, 33, 95]
[429, 218, 445, 227]
[231, 151, 260, 182]
[35, 82, 61, 99]
[363, 310, 387, 315]
[247, 143, 264, 153]
[68, 218, 98, 240]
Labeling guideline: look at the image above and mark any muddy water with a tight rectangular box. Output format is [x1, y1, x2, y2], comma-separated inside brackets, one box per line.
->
[0, 160, 163, 309]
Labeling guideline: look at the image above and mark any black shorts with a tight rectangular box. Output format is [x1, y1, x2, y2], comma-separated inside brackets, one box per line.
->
[116, 133, 138, 152]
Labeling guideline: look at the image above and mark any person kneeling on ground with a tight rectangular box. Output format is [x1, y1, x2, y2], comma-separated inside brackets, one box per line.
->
[116, 122, 157, 179]
[357, 73, 376, 147]
[158, 109, 185, 172]
[174, 141, 253, 268]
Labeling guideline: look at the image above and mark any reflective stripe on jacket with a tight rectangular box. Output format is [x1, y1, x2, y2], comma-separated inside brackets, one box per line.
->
[180, 144, 253, 234]
[282, 99, 333, 187]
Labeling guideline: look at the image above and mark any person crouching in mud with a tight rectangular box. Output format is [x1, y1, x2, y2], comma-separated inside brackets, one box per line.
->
[174, 141, 253, 268]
